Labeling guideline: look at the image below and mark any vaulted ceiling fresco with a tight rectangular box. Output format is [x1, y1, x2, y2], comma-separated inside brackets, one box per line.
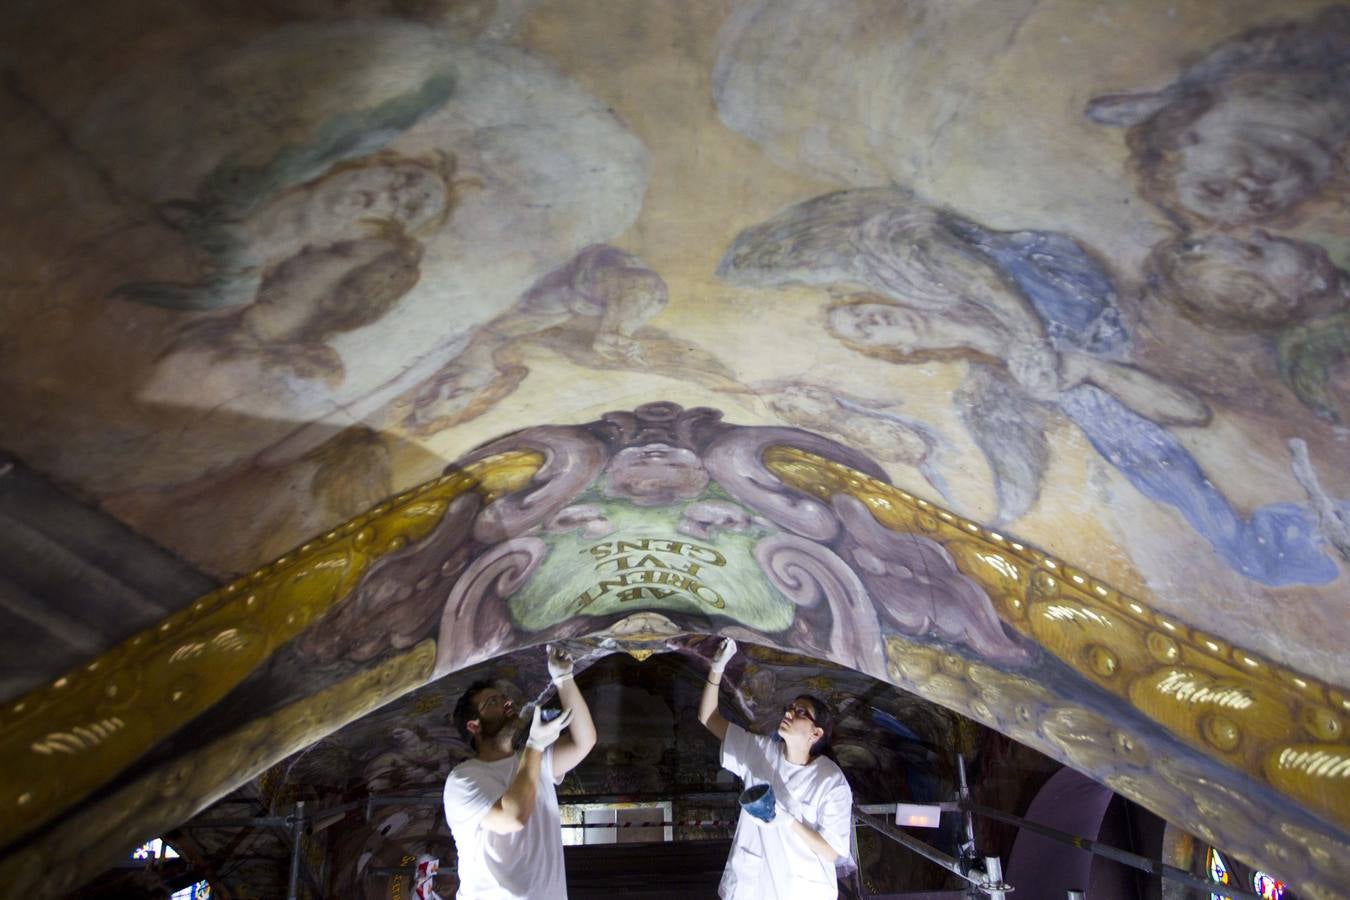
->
[1, 0, 1348, 897]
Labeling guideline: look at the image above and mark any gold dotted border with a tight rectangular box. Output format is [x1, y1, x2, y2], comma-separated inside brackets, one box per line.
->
[763, 446, 1350, 827]
[880, 635, 1350, 898]
[0, 640, 437, 899]
[0, 450, 541, 850]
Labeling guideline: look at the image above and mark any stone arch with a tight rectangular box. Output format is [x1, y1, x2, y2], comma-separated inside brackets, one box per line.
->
[1, 403, 1346, 897]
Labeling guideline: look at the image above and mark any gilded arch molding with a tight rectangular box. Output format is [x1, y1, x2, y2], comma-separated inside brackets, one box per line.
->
[0, 404, 1346, 898]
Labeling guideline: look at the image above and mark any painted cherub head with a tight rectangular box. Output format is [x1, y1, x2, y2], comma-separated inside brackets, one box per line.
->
[1145, 229, 1345, 331]
[1086, 8, 1350, 227]
[602, 443, 709, 506]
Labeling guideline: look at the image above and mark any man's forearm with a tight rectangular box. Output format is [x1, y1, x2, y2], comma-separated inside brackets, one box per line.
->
[497, 748, 543, 826]
[557, 677, 597, 751]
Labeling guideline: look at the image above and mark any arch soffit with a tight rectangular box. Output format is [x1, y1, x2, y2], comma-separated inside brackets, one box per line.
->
[0, 403, 1346, 897]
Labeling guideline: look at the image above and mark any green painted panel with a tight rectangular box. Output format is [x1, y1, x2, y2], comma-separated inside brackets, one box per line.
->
[509, 491, 792, 633]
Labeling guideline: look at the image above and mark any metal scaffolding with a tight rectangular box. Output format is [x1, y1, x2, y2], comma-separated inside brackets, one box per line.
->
[175, 764, 1264, 899]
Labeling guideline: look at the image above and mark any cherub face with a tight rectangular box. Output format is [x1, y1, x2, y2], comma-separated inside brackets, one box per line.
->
[317, 162, 449, 232]
[1006, 341, 1062, 400]
[544, 504, 614, 538]
[408, 360, 501, 423]
[828, 303, 925, 349]
[677, 500, 752, 539]
[602, 443, 708, 506]
[1175, 138, 1325, 226]
[1155, 230, 1339, 329]
[1170, 88, 1340, 226]
[257, 159, 450, 249]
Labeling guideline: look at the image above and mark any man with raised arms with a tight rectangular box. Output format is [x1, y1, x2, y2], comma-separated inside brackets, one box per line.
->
[444, 645, 597, 899]
[698, 637, 855, 899]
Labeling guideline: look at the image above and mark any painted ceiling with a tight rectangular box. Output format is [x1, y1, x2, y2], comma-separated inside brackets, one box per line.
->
[1, 0, 1349, 896]
[4, 0, 1348, 673]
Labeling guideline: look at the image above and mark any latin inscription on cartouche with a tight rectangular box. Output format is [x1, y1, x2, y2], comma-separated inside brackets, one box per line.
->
[575, 538, 727, 609]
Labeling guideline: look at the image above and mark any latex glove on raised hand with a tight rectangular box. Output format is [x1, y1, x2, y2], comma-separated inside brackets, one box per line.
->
[709, 637, 738, 676]
[547, 644, 575, 686]
[526, 706, 574, 751]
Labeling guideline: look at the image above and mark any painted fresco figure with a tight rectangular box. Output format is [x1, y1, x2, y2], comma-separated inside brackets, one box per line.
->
[401, 244, 671, 435]
[718, 187, 1206, 527]
[444, 645, 598, 899]
[1141, 227, 1350, 426]
[744, 381, 955, 503]
[697, 637, 854, 900]
[721, 188, 1347, 586]
[1084, 5, 1350, 229]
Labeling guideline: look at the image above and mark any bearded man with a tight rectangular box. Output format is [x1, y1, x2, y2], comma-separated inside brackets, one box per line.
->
[444, 645, 597, 899]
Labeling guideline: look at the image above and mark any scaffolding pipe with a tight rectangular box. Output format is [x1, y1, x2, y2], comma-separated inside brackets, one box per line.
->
[964, 803, 1261, 900]
[853, 812, 1008, 896]
[286, 800, 305, 900]
[956, 754, 977, 868]
[981, 856, 1009, 900]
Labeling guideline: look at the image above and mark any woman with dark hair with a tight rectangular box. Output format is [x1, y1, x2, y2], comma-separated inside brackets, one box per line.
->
[697, 637, 854, 899]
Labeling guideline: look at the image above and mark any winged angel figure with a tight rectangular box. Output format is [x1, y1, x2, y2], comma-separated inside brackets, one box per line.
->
[718, 188, 1345, 586]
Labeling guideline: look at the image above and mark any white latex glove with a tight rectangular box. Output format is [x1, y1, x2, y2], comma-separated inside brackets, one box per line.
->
[547, 644, 575, 685]
[525, 706, 573, 751]
[709, 637, 738, 675]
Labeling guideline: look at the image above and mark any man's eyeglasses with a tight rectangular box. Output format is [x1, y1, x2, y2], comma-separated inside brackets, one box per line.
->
[783, 703, 817, 724]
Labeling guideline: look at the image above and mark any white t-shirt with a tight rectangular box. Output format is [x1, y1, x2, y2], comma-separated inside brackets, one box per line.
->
[719, 723, 853, 900]
[443, 748, 567, 900]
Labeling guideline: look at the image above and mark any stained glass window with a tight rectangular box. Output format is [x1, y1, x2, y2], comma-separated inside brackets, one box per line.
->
[130, 839, 209, 898]
[1208, 847, 1232, 900]
[130, 839, 178, 860]
[1253, 871, 1287, 900]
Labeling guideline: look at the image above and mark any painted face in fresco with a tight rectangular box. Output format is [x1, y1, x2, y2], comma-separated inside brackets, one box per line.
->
[827, 301, 1009, 362]
[828, 303, 925, 349]
[1152, 230, 1341, 330]
[544, 504, 615, 538]
[1169, 83, 1342, 226]
[1005, 341, 1062, 401]
[255, 157, 452, 251]
[677, 500, 753, 540]
[405, 343, 508, 429]
[602, 443, 709, 506]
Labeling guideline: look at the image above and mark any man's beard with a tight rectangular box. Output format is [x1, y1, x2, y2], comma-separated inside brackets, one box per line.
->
[510, 722, 529, 752]
[480, 713, 521, 748]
